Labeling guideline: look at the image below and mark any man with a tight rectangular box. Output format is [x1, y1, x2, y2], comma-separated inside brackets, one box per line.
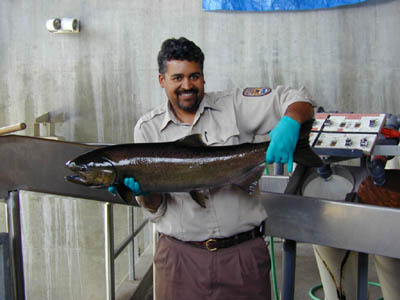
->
[114, 37, 315, 299]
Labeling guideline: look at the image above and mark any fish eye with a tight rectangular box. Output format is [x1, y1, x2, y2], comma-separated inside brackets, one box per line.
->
[80, 166, 88, 172]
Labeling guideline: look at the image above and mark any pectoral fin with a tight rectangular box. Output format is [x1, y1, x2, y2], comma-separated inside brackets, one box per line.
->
[233, 164, 265, 194]
[189, 190, 207, 208]
[293, 119, 323, 168]
[293, 138, 323, 168]
[116, 184, 137, 205]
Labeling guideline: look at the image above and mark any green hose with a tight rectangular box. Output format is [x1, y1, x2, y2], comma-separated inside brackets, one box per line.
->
[268, 236, 384, 300]
[269, 236, 280, 300]
[308, 283, 322, 300]
[308, 282, 384, 300]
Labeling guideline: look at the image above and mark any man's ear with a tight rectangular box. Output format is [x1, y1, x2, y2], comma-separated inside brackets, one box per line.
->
[158, 74, 165, 88]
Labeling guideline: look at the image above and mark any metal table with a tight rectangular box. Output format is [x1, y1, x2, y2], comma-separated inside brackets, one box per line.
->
[260, 164, 400, 300]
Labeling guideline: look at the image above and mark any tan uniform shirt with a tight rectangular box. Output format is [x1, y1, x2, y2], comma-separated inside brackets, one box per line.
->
[134, 86, 314, 241]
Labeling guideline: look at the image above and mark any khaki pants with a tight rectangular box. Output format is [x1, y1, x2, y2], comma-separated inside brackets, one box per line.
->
[154, 234, 271, 300]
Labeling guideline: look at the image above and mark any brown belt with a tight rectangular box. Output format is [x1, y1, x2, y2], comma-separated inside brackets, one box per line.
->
[183, 225, 264, 251]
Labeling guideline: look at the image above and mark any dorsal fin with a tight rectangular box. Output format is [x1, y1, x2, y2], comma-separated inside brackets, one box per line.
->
[174, 134, 207, 147]
[116, 184, 137, 205]
[293, 138, 323, 168]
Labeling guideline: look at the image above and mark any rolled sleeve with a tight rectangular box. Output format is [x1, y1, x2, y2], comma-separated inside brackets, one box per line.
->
[142, 194, 168, 222]
[278, 86, 315, 114]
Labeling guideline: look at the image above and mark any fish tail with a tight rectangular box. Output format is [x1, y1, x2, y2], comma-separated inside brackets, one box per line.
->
[294, 119, 323, 168]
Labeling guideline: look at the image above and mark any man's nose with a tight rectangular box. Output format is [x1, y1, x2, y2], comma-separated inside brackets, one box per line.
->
[181, 77, 192, 90]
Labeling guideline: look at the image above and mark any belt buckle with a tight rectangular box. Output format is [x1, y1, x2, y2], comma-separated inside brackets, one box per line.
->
[205, 238, 217, 251]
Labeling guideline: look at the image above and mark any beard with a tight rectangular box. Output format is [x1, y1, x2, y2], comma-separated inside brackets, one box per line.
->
[176, 88, 202, 112]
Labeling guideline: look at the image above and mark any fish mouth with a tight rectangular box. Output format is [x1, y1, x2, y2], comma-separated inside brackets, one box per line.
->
[65, 157, 117, 187]
[66, 175, 89, 185]
[65, 175, 104, 188]
[65, 161, 91, 185]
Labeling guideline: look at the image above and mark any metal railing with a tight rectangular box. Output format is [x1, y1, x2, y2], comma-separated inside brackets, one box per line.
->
[6, 191, 25, 300]
[4, 191, 149, 300]
[104, 203, 149, 300]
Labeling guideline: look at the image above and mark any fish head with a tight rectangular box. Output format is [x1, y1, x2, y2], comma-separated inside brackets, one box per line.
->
[65, 153, 116, 188]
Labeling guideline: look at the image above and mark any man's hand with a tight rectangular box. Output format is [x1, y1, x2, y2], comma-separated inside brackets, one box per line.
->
[108, 177, 149, 196]
[123, 177, 150, 196]
[266, 116, 300, 173]
[108, 186, 117, 194]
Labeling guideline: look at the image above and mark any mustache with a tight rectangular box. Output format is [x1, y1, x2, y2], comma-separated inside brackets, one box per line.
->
[176, 88, 199, 95]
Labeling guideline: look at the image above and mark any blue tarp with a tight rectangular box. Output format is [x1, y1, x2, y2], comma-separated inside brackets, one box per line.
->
[203, 0, 366, 11]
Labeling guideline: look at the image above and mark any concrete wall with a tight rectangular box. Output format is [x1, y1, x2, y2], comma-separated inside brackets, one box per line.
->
[19, 192, 109, 299]
[1, 0, 399, 142]
[1, 0, 400, 299]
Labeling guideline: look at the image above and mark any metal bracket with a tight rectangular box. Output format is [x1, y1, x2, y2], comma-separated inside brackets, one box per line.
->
[34, 111, 65, 140]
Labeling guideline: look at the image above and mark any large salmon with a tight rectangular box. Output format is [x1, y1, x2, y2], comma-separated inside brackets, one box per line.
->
[65, 121, 322, 206]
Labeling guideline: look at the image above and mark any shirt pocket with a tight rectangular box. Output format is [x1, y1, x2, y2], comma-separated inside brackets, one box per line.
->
[202, 124, 240, 146]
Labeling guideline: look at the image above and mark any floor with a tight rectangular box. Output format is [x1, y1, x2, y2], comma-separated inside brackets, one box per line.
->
[272, 240, 383, 300]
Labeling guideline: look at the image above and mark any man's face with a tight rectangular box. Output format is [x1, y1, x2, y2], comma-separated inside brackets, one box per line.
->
[159, 60, 205, 114]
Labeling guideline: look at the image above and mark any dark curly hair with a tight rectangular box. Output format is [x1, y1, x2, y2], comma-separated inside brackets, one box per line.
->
[157, 37, 205, 75]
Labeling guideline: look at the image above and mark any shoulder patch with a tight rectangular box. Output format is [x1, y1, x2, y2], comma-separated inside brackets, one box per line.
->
[242, 87, 272, 97]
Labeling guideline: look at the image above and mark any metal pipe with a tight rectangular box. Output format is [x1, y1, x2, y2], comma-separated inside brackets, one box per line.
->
[114, 219, 148, 260]
[104, 203, 115, 300]
[153, 224, 158, 300]
[6, 191, 26, 300]
[281, 239, 296, 300]
[279, 165, 306, 300]
[357, 253, 369, 300]
[128, 206, 135, 280]
[0, 123, 26, 135]
[273, 162, 284, 176]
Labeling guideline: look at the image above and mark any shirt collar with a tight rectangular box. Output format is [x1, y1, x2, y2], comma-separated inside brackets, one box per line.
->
[160, 93, 220, 131]
[199, 93, 220, 112]
[160, 101, 178, 131]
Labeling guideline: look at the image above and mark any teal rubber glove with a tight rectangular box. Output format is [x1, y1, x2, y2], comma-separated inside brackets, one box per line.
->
[108, 177, 149, 196]
[266, 116, 301, 173]
[108, 186, 117, 195]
